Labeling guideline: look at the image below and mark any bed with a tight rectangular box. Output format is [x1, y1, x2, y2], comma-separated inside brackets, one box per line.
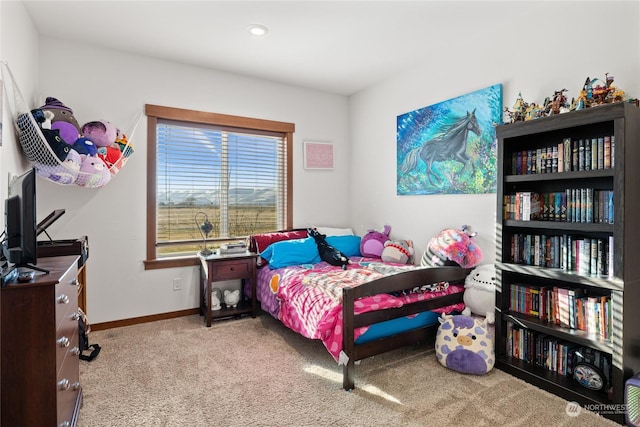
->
[247, 229, 470, 390]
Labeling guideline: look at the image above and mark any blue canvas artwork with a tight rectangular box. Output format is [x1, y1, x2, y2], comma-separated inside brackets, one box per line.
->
[397, 84, 502, 195]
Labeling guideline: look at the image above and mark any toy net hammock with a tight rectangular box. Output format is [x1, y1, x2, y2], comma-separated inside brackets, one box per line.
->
[1, 61, 141, 188]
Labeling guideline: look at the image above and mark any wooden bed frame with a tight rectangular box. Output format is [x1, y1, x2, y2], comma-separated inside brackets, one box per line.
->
[341, 266, 470, 390]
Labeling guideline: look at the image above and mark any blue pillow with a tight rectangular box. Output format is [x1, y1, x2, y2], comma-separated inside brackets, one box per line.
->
[262, 237, 321, 269]
[326, 235, 361, 257]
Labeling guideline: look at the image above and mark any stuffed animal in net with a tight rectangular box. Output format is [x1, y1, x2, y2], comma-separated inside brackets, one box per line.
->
[308, 228, 350, 269]
[81, 120, 123, 169]
[75, 155, 111, 188]
[18, 109, 73, 165]
[35, 148, 82, 185]
[360, 225, 391, 258]
[39, 97, 82, 145]
[381, 239, 414, 264]
[462, 264, 496, 324]
[435, 313, 494, 375]
[420, 225, 483, 269]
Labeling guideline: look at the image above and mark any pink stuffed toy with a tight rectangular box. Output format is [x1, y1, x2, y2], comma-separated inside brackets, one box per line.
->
[420, 225, 483, 269]
[81, 120, 123, 169]
[360, 225, 391, 258]
[75, 156, 111, 188]
[81, 120, 117, 147]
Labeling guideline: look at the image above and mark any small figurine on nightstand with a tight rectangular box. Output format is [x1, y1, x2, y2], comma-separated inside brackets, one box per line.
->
[224, 289, 240, 308]
[211, 288, 222, 311]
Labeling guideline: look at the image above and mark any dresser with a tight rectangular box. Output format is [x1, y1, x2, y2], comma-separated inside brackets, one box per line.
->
[0, 255, 82, 427]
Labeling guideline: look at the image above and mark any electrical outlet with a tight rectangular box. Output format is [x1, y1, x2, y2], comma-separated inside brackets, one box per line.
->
[172, 278, 182, 291]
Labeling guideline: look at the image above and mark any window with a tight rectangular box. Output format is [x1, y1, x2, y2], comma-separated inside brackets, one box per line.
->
[145, 104, 294, 269]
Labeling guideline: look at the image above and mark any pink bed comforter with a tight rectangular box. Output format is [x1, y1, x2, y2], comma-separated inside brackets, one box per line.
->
[256, 258, 464, 361]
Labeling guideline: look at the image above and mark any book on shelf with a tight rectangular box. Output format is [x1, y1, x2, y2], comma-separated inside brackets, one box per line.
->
[506, 321, 612, 382]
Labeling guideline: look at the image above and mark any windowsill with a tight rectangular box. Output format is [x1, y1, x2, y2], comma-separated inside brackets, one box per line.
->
[144, 256, 199, 270]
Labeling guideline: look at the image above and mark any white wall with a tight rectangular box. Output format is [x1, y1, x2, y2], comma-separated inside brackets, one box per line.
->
[2, 0, 351, 323]
[0, 2, 39, 202]
[2, 1, 639, 325]
[348, 1, 640, 266]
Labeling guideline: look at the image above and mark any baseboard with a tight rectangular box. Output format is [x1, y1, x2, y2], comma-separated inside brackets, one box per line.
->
[91, 308, 200, 331]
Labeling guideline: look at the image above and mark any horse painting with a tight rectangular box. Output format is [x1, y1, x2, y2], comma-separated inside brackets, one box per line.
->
[400, 109, 481, 186]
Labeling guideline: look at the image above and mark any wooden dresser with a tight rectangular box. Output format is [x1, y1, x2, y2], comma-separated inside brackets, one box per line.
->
[0, 255, 82, 427]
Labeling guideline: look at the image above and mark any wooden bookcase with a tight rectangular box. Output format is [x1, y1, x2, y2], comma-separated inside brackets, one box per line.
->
[495, 102, 640, 424]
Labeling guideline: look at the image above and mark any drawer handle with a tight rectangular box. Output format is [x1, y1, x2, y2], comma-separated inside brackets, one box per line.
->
[60, 422, 71, 427]
[70, 346, 80, 356]
[72, 381, 81, 391]
[58, 337, 70, 348]
[70, 278, 78, 286]
[58, 378, 70, 391]
[71, 312, 80, 321]
[58, 294, 69, 304]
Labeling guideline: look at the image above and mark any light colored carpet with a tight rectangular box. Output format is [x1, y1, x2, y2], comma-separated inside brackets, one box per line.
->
[78, 314, 620, 426]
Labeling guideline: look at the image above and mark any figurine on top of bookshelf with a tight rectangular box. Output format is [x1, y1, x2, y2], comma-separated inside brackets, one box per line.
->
[503, 92, 528, 123]
[543, 88, 570, 116]
[504, 93, 547, 124]
[575, 74, 626, 109]
[504, 92, 541, 123]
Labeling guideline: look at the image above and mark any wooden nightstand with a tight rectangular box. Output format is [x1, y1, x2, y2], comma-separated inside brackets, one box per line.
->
[199, 252, 258, 327]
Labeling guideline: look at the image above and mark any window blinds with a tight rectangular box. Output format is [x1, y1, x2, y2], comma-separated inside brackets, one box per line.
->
[156, 119, 286, 252]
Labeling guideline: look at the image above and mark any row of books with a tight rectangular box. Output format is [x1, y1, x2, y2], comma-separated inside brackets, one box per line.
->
[506, 322, 612, 384]
[509, 283, 612, 339]
[509, 234, 614, 276]
[511, 135, 614, 175]
[504, 189, 614, 223]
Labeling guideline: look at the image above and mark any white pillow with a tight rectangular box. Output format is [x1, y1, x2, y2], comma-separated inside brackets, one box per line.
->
[314, 226, 354, 236]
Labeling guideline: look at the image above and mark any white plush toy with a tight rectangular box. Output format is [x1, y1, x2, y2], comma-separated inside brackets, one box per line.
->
[462, 264, 496, 324]
[224, 289, 241, 308]
[211, 289, 222, 311]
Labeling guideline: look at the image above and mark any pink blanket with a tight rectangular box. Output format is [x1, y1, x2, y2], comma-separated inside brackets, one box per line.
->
[259, 259, 464, 361]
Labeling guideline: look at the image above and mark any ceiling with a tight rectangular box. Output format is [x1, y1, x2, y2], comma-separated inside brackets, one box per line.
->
[22, 1, 536, 96]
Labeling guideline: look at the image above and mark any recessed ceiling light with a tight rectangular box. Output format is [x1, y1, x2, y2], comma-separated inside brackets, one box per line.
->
[248, 24, 268, 37]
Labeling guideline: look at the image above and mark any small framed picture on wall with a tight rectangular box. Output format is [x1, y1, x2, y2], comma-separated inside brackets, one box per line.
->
[303, 141, 334, 170]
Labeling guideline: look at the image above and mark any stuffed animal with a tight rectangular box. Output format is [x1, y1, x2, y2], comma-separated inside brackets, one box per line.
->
[435, 314, 494, 375]
[420, 225, 483, 269]
[462, 264, 496, 324]
[82, 120, 123, 168]
[75, 155, 111, 188]
[22, 108, 72, 164]
[35, 148, 82, 185]
[223, 289, 240, 308]
[360, 225, 391, 258]
[72, 137, 98, 156]
[81, 120, 118, 148]
[39, 97, 81, 145]
[115, 131, 134, 157]
[308, 228, 350, 270]
[381, 240, 414, 264]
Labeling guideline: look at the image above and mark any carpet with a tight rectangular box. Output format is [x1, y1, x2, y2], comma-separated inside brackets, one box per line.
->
[78, 314, 619, 426]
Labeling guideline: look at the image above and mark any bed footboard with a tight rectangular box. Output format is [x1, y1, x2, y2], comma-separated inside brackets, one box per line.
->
[341, 266, 469, 390]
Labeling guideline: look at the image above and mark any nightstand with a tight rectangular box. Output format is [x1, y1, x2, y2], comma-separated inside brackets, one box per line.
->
[199, 252, 258, 327]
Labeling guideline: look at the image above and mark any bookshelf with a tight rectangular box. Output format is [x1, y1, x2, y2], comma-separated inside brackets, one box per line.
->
[495, 102, 640, 424]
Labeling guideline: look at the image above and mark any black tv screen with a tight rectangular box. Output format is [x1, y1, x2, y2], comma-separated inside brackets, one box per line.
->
[3, 168, 37, 268]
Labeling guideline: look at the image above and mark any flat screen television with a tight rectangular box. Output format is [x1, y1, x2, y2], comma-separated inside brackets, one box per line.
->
[2, 168, 47, 273]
